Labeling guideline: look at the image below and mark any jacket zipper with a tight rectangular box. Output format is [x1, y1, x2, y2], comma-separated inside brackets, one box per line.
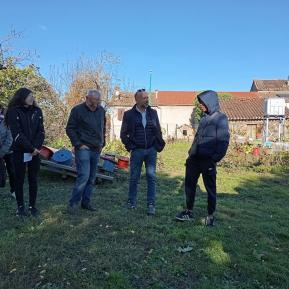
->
[27, 112, 33, 141]
[137, 109, 147, 149]
[144, 126, 147, 149]
[143, 111, 148, 149]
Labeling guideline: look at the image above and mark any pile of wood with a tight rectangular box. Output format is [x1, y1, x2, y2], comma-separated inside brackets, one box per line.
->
[39, 146, 129, 182]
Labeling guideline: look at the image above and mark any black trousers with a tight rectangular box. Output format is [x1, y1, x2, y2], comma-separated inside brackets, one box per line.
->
[185, 155, 217, 215]
[0, 157, 6, 187]
[13, 152, 40, 208]
[3, 153, 15, 193]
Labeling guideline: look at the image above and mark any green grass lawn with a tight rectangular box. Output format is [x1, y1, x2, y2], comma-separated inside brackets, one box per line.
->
[1, 142, 289, 289]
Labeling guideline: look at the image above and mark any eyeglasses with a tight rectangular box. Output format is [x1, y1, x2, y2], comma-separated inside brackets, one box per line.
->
[137, 88, 146, 92]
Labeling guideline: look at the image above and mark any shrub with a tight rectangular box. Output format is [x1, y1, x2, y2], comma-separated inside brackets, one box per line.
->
[48, 136, 71, 149]
[103, 139, 129, 156]
[220, 142, 289, 172]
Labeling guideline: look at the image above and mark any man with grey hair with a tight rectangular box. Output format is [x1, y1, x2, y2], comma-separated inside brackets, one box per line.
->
[66, 89, 106, 214]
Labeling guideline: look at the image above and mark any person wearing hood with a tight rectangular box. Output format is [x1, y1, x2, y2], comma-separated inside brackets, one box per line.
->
[6, 88, 45, 217]
[176, 90, 230, 226]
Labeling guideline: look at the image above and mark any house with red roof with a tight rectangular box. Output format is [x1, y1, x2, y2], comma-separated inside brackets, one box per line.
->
[109, 90, 197, 140]
[108, 80, 289, 141]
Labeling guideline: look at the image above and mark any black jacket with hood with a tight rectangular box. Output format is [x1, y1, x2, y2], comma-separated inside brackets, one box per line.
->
[189, 90, 230, 162]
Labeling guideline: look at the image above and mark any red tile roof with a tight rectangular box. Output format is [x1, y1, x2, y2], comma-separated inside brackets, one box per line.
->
[109, 91, 197, 106]
[218, 91, 259, 99]
[109, 90, 288, 120]
[220, 98, 264, 120]
[109, 91, 260, 107]
[154, 91, 196, 106]
[109, 92, 135, 106]
[251, 80, 289, 91]
[220, 96, 289, 120]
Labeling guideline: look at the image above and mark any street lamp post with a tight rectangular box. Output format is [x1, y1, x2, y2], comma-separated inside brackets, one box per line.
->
[148, 70, 152, 105]
[149, 70, 152, 93]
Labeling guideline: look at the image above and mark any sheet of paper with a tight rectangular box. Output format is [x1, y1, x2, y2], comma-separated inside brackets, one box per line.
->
[23, 153, 32, 163]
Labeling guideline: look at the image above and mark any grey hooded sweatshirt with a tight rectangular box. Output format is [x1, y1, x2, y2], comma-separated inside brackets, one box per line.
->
[189, 90, 230, 162]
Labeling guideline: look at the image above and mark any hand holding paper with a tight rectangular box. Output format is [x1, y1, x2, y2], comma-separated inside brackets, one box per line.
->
[23, 153, 32, 163]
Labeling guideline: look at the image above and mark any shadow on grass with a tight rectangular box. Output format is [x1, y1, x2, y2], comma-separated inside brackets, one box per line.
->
[0, 168, 289, 289]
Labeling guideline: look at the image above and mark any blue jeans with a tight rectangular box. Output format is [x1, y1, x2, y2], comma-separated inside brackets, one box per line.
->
[128, 147, 157, 206]
[69, 149, 100, 206]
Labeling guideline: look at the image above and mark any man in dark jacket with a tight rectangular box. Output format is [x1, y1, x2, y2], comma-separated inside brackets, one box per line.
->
[176, 90, 230, 226]
[66, 89, 106, 214]
[120, 89, 165, 215]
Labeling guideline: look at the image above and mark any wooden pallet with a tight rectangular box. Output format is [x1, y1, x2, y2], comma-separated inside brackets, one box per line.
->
[40, 160, 114, 182]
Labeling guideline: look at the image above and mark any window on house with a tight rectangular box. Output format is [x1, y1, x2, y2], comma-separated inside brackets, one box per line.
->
[117, 109, 125, 121]
[182, 129, 187, 136]
[247, 124, 257, 139]
[256, 125, 262, 139]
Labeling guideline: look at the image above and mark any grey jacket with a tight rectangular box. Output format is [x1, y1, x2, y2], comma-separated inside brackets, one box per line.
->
[0, 118, 13, 157]
[189, 90, 230, 162]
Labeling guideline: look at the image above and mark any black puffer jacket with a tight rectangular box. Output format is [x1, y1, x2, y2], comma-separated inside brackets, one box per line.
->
[7, 106, 45, 153]
[120, 105, 163, 151]
[189, 90, 230, 162]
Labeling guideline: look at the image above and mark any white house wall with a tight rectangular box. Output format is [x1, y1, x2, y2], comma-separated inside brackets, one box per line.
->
[158, 106, 194, 138]
[109, 106, 127, 140]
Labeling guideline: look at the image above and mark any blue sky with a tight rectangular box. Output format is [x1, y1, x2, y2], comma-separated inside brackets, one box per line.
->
[1, 0, 289, 91]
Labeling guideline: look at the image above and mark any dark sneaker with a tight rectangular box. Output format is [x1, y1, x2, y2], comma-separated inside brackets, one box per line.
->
[16, 206, 28, 217]
[81, 203, 97, 211]
[147, 204, 156, 216]
[205, 215, 215, 227]
[175, 210, 194, 221]
[67, 204, 78, 215]
[29, 206, 40, 217]
[126, 200, 136, 209]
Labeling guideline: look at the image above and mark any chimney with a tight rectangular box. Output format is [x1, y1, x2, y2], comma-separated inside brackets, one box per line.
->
[115, 89, 120, 99]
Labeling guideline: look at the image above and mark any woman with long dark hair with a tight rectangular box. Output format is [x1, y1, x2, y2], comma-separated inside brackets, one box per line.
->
[6, 87, 45, 217]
